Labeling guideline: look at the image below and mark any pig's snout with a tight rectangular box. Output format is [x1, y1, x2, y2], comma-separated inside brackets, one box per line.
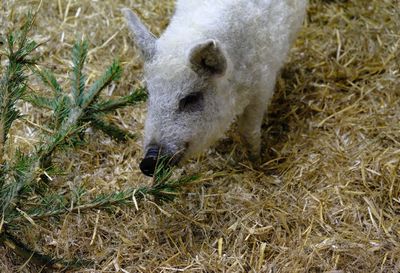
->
[139, 145, 160, 177]
[139, 143, 186, 177]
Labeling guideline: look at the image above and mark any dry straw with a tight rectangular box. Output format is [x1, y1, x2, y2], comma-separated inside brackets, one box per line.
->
[1, 0, 399, 272]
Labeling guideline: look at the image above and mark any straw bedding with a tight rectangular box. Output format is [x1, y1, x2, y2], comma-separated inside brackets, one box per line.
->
[1, 0, 399, 272]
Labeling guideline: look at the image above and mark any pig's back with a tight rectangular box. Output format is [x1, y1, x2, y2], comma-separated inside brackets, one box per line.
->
[158, 0, 306, 85]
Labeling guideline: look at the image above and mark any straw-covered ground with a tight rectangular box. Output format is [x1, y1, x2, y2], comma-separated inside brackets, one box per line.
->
[1, 0, 400, 272]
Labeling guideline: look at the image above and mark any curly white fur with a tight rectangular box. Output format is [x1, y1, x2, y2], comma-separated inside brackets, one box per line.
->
[123, 0, 307, 163]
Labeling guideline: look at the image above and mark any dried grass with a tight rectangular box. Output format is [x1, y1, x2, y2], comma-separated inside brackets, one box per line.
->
[1, 0, 399, 272]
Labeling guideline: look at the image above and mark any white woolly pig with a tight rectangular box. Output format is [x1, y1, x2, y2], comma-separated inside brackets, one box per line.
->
[123, 0, 307, 176]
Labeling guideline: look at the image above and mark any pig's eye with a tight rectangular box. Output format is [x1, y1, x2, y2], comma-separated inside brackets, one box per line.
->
[178, 92, 204, 112]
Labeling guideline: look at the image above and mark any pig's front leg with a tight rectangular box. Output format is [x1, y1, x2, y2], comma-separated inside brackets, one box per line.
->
[238, 97, 267, 164]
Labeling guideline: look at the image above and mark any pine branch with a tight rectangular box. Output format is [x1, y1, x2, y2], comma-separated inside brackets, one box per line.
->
[35, 67, 63, 96]
[71, 40, 88, 105]
[0, 14, 200, 272]
[25, 93, 54, 110]
[0, 13, 37, 187]
[82, 87, 147, 141]
[89, 87, 147, 114]
[89, 115, 135, 141]
[30, 67, 70, 128]
[32, 41, 139, 141]
[1, 38, 137, 214]
[7, 165, 198, 222]
[81, 60, 122, 109]
[0, 152, 35, 213]
[36, 123, 84, 166]
[2, 160, 198, 270]
[0, 123, 84, 215]
[52, 96, 72, 130]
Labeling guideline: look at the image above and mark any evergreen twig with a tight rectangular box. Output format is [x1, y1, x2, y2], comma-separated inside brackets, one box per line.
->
[0, 12, 198, 271]
[30, 42, 144, 142]
[88, 87, 147, 114]
[71, 40, 88, 104]
[0, 13, 38, 181]
[89, 115, 135, 141]
[8, 168, 198, 222]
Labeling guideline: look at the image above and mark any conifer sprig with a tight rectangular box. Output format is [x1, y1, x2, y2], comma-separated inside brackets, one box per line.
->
[71, 41, 88, 102]
[29, 40, 146, 141]
[0, 13, 38, 163]
[0, 14, 38, 190]
[89, 87, 147, 114]
[0, 13, 197, 271]
[7, 166, 198, 223]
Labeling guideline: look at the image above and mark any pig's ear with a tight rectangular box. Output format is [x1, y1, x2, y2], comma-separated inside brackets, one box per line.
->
[122, 8, 156, 60]
[189, 40, 227, 77]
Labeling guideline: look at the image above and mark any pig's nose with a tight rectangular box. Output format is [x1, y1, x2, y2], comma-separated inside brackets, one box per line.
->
[139, 146, 160, 177]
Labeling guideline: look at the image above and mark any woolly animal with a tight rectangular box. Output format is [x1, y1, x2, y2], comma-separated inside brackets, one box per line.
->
[123, 0, 307, 176]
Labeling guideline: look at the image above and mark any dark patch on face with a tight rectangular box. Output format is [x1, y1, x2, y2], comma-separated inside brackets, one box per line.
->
[178, 91, 204, 113]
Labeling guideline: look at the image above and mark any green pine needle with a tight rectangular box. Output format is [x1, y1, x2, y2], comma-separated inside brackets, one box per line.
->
[90, 87, 147, 114]
[0, 12, 38, 168]
[35, 68, 63, 96]
[25, 94, 54, 110]
[81, 60, 122, 109]
[7, 169, 199, 223]
[89, 114, 135, 141]
[33, 40, 136, 141]
[0, 151, 35, 213]
[1, 14, 200, 271]
[53, 95, 72, 129]
[71, 40, 88, 105]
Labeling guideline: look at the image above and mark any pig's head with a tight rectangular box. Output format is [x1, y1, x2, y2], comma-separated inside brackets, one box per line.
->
[123, 9, 234, 176]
